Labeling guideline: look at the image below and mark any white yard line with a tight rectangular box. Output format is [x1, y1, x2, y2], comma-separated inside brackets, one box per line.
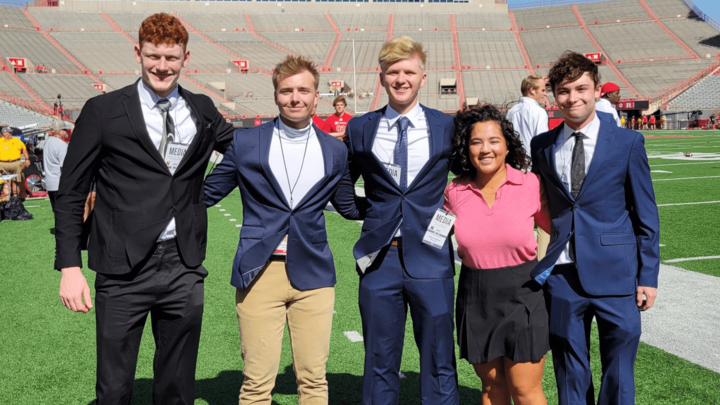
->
[657, 200, 720, 207]
[650, 162, 719, 167]
[665, 256, 720, 263]
[652, 176, 720, 182]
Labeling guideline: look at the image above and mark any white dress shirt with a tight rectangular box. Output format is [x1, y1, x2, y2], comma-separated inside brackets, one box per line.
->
[372, 102, 430, 237]
[595, 98, 622, 127]
[553, 113, 600, 265]
[137, 80, 198, 241]
[506, 97, 549, 157]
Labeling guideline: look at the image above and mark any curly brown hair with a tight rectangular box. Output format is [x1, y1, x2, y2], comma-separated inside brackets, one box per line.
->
[450, 104, 531, 178]
[547, 51, 600, 94]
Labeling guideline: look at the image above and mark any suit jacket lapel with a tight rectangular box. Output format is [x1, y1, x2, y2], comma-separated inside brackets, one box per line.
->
[547, 125, 573, 202]
[259, 119, 290, 208]
[576, 117, 612, 200]
[363, 107, 401, 191]
[122, 82, 170, 174]
[174, 85, 205, 174]
[293, 126, 335, 211]
[408, 105, 442, 190]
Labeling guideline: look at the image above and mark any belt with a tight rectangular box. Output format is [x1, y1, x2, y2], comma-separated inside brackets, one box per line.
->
[390, 237, 402, 247]
[0, 159, 20, 163]
[269, 255, 285, 262]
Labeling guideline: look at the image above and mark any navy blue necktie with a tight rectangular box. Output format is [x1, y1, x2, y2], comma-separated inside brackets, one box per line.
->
[394, 116, 410, 190]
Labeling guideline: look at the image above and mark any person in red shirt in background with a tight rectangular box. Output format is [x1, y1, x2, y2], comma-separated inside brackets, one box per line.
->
[642, 115, 648, 130]
[649, 115, 656, 130]
[323, 96, 353, 141]
[311, 104, 326, 129]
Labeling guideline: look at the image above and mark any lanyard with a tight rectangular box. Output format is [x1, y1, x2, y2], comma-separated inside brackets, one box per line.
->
[277, 120, 311, 209]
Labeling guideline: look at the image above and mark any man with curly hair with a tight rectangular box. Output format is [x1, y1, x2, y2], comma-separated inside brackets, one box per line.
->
[54, 13, 235, 404]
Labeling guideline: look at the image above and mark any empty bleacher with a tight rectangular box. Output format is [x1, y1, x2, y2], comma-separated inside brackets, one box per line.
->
[521, 27, 596, 66]
[262, 32, 336, 65]
[318, 72, 377, 112]
[392, 31, 454, 68]
[0, 29, 79, 72]
[643, 0, 692, 19]
[513, 5, 580, 29]
[177, 12, 249, 32]
[576, 0, 650, 24]
[331, 13, 389, 32]
[462, 70, 528, 105]
[21, 73, 100, 108]
[104, 12, 150, 35]
[662, 18, 720, 57]
[668, 73, 720, 109]
[598, 65, 638, 98]
[332, 32, 386, 70]
[250, 13, 332, 33]
[204, 31, 289, 70]
[0, 100, 55, 127]
[0, 72, 31, 99]
[455, 13, 512, 31]
[186, 33, 240, 72]
[51, 32, 137, 72]
[459, 31, 525, 68]
[194, 73, 275, 115]
[0, 5, 34, 29]
[98, 75, 138, 92]
[618, 60, 713, 95]
[393, 14, 451, 31]
[29, 10, 113, 31]
[590, 22, 689, 61]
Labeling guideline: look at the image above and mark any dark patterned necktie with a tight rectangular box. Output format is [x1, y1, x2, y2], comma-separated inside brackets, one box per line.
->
[156, 98, 175, 159]
[570, 132, 585, 199]
[394, 116, 410, 190]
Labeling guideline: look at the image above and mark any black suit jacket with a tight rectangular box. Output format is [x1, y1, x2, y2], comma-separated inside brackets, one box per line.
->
[54, 79, 235, 274]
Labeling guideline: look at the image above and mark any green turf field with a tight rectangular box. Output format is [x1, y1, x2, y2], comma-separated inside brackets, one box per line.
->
[1, 130, 719, 404]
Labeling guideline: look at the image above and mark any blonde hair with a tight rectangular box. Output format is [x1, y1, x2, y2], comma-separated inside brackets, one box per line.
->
[378, 36, 427, 72]
[272, 55, 320, 91]
[521, 75, 545, 96]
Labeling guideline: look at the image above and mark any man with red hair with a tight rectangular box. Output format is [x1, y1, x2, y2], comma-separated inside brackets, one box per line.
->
[54, 13, 235, 404]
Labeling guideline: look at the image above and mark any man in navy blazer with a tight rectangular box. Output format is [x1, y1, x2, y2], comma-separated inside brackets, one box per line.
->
[333, 36, 459, 405]
[530, 52, 660, 405]
[204, 56, 351, 404]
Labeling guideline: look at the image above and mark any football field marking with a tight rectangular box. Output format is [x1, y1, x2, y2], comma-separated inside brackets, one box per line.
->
[664, 256, 720, 263]
[650, 162, 719, 167]
[652, 176, 720, 182]
[343, 331, 364, 342]
[657, 200, 720, 207]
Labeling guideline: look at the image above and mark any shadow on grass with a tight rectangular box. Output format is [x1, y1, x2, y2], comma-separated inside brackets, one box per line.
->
[91, 363, 480, 404]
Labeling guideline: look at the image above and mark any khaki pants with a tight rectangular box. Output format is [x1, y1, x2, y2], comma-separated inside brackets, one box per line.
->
[537, 227, 550, 260]
[236, 260, 335, 405]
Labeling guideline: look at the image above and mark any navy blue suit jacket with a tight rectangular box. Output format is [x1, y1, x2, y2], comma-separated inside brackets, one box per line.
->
[530, 112, 660, 296]
[333, 104, 455, 279]
[204, 119, 350, 290]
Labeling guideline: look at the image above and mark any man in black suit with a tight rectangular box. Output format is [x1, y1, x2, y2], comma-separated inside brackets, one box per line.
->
[54, 13, 234, 404]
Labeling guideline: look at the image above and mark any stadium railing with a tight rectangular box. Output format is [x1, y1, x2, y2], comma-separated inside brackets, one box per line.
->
[648, 58, 720, 107]
[0, 92, 53, 116]
[682, 0, 720, 32]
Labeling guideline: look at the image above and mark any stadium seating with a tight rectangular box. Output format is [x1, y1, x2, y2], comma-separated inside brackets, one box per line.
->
[333, 32, 386, 69]
[521, 27, 596, 66]
[0, 5, 34, 29]
[51, 32, 138, 72]
[104, 12, 150, 35]
[249, 13, 332, 33]
[668, 73, 720, 109]
[598, 65, 637, 98]
[392, 31, 454, 68]
[513, 5, 580, 29]
[589, 22, 689, 60]
[0, 72, 32, 100]
[204, 31, 289, 70]
[330, 13, 389, 31]
[29, 10, 113, 31]
[643, 0, 692, 19]
[618, 59, 713, 95]
[459, 31, 526, 68]
[454, 12, 512, 30]
[393, 13, 451, 31]
[0, 99, 55, 127]
[186, 33, 242, 72]
[20, 73, 100, 108]
[0, 29, 79, 72]
[177, 12, 249, 32]
[262, 32, 336, 65]
[319, 71, 378, 112]
[462, 70, 528, 105]
[576, 0, 651, 23]
[662, 18, 720, 57]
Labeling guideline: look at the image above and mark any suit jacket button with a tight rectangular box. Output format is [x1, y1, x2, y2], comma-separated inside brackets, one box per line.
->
[574, 205, 579, 211]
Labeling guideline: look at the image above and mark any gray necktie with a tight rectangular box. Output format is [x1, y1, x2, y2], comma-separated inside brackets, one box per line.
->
[394, 116, 410, 190]
[156, 98, 175, 159]
[570, 132, 585, 199]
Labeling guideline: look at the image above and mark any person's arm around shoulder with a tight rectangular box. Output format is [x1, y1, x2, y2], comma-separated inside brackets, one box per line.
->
[626, 131, 661, 310]
[330, 120, 367, 220]
[209, 103, 236, 154]
[204, 131, 242, 207]
[532, 173, 551, 234]
[57, 97, 105, 313]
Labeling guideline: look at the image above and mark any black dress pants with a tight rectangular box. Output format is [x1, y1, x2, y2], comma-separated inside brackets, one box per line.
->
[48, 191, 57, 212]
[94, 239, 207, 405]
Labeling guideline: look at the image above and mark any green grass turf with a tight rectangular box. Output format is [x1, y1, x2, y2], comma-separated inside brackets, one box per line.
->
[2, 193, 720, 404]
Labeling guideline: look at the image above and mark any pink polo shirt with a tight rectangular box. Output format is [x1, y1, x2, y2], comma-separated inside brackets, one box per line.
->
[444, 165, 551, 270]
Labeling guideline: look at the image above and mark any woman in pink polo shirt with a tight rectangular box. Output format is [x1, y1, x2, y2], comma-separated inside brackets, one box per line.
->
[446, 104, 551, 405]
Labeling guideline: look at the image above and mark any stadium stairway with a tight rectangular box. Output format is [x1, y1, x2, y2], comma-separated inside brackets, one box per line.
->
[508, 10, 536, 75]
[20, 8, 103, 86]
[369, 14, 394, 111]
[0, 58, 52, 113]
[323, 14, 342, 70]
[243, 14, 297, 58]
[172, 13, 251, 66]
[637, 0, 701, 60]
[449, 15, 465, 107]
[571, 5, 642, 98]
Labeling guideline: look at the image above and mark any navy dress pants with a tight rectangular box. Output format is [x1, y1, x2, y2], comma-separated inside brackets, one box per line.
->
[545, 264, 642, 405]
[358, 245, 459, 405]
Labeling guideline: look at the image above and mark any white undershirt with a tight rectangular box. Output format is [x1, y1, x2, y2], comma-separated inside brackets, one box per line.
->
[372, 102, 430, 237]
[506, 96, 549, 158]
[553, 113, 600, 265]
[269, 119, 325, 254]
[137, 80, 198, 241]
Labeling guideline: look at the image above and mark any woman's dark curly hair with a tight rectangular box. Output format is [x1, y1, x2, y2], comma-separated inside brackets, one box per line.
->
[450, 103, 531, 178]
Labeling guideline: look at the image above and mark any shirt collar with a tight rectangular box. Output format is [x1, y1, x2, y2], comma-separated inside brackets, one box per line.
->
[453, 164, 524, 192]
[562, 112, 600, 144]
[138, 79, 179, 111]
[384, 102, 423, 130]
[520, 96, 540, 107]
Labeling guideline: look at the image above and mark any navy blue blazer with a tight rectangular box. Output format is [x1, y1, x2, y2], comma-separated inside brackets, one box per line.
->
[204, 119, 350, 290]
[333, 104, 455, 279]
[530, 111, 660, 296]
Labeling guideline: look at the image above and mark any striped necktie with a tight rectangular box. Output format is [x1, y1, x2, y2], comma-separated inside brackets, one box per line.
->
[156, 98, 175, 159]
[394, 116, 410, 190]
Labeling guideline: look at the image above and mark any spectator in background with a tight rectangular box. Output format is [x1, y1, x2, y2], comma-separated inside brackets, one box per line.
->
[44, 122, 69, 212]
[311, 104, 326, 129]
[620, 116, 626, 127]
[596, 82, 622, 127]
[507, 74, 549, 159]
[323, 96, 353, 142]
[642, 115, 648, 130]
[0, 125, 30, 197]
[660, 115, 666, 129]
[650, 114, 656, 130]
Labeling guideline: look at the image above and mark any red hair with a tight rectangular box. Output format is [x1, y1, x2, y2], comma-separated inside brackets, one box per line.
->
[138, 13, 188, 49]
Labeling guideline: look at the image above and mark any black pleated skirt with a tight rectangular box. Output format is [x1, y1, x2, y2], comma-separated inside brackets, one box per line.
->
[456, 259, 550, 364]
